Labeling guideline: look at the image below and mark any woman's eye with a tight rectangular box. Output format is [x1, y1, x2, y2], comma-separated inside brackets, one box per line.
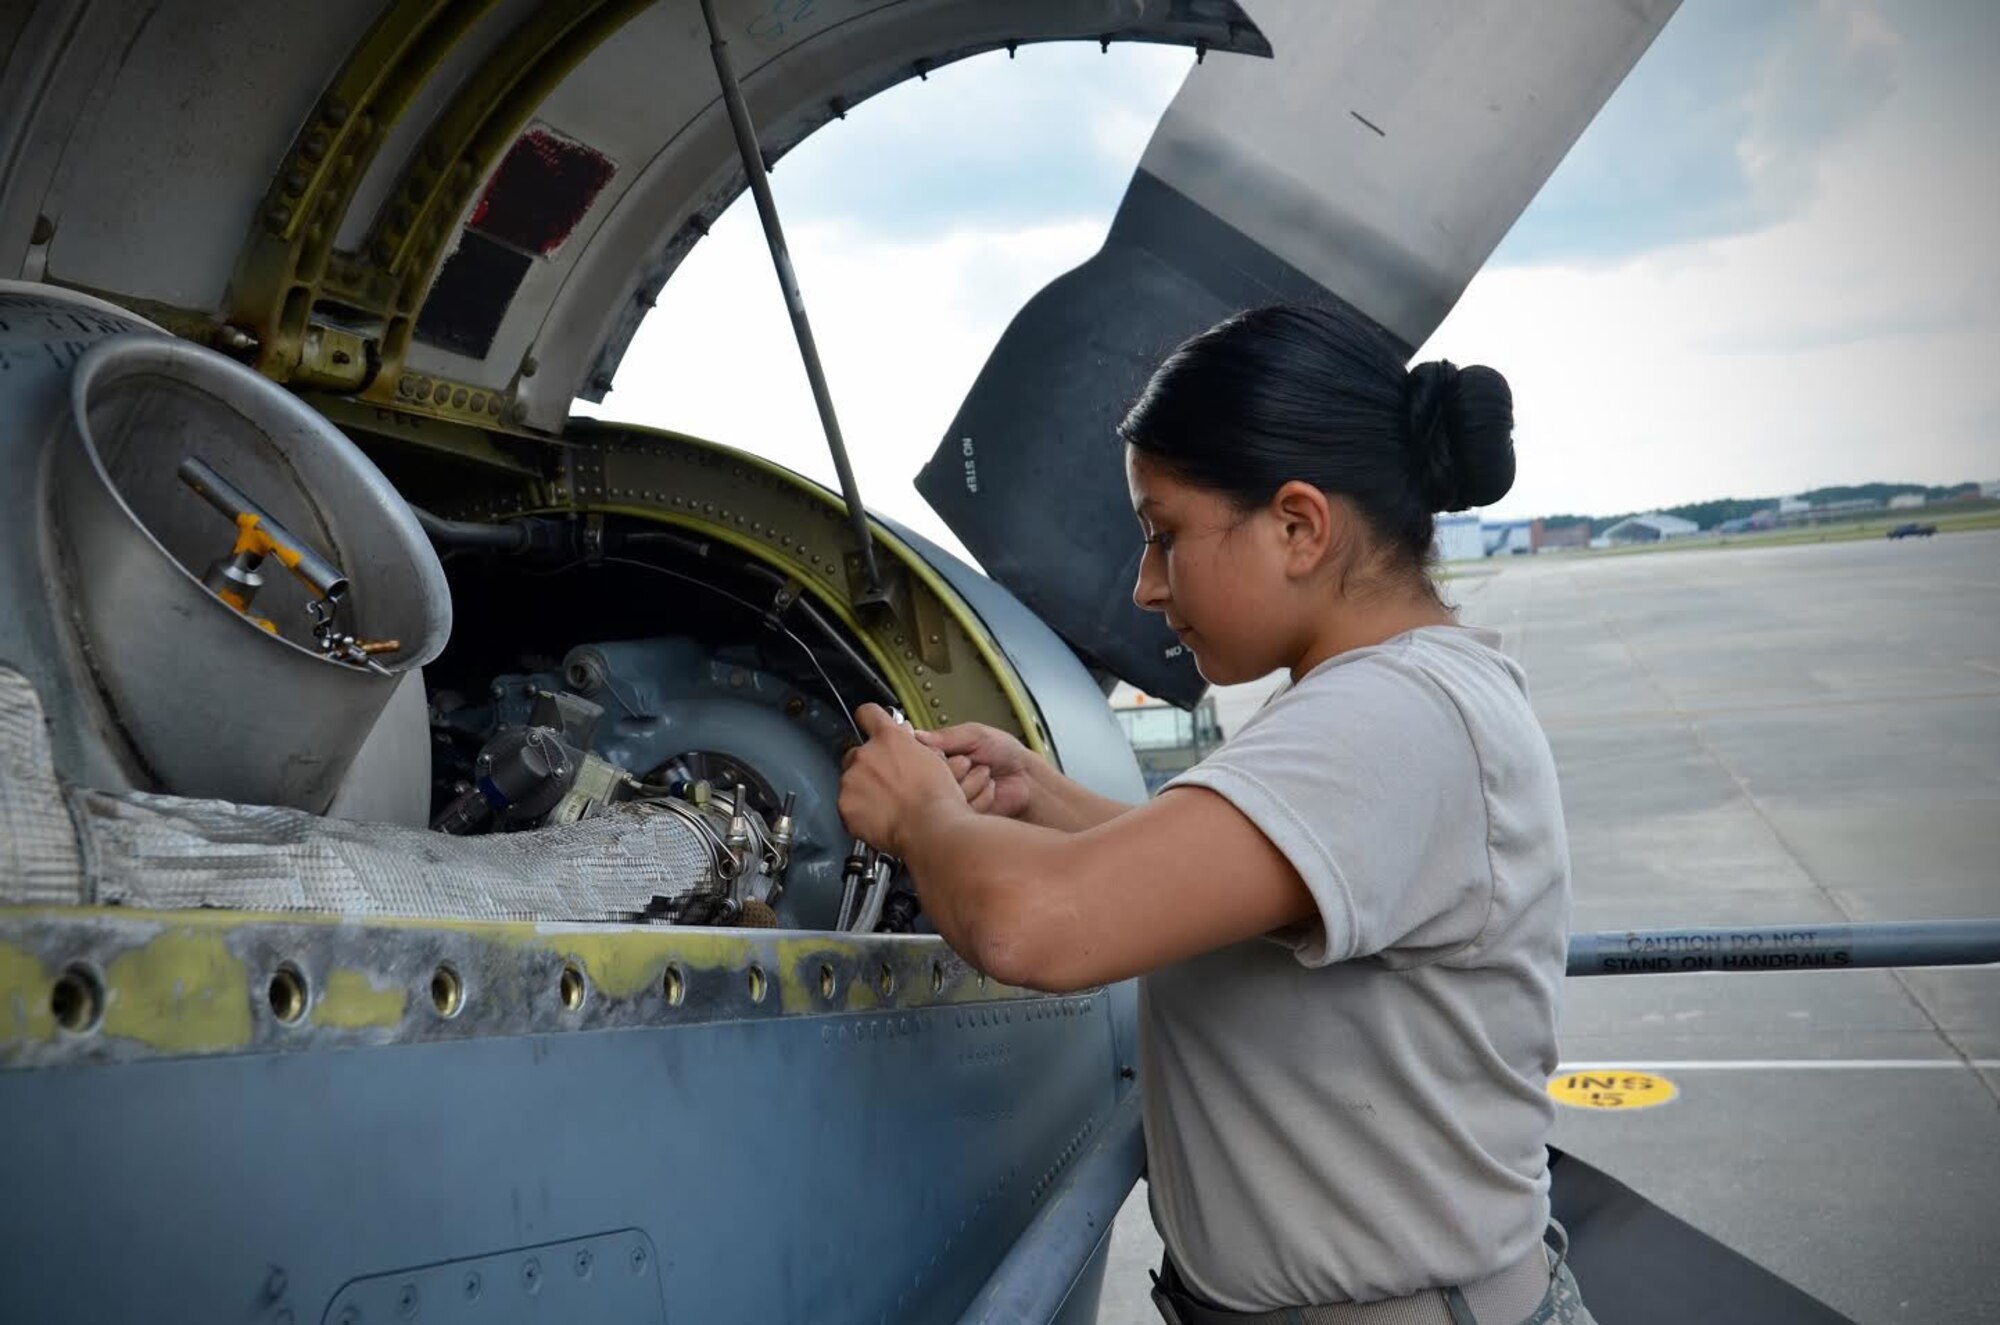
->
[1144, 532, 1174, 552]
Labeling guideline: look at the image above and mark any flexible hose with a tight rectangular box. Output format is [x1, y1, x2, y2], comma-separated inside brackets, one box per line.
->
[409, 504, 530, 551]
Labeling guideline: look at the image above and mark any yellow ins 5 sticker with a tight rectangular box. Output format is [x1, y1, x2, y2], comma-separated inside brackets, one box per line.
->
[1547, 1070, 1679, 1111]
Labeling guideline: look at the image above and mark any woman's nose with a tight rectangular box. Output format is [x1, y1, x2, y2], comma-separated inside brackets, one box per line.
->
[1132, 545, 1168, 614]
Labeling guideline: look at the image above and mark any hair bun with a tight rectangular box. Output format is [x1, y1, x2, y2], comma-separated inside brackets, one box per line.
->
[1404, 359, 1515, 512]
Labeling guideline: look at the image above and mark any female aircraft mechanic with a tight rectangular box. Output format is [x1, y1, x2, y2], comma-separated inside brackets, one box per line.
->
[837, 302, 1588, 1325]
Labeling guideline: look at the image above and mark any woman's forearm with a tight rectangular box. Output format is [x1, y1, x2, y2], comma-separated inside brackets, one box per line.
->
[897, 801, 1083, 992]
[1020, 759, 1135, 833]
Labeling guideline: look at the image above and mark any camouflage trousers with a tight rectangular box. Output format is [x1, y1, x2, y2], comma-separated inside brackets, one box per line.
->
[1449, 1221, 1595, 1325]
[1497, 1261, 1594, 1325]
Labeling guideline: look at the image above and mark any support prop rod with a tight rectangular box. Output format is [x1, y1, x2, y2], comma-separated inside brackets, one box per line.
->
[1567, 919, 2000, 976]
[698, 0, 887, 605]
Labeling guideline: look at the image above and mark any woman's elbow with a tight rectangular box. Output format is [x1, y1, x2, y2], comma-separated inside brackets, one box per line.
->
[966, 895, 1095, 994]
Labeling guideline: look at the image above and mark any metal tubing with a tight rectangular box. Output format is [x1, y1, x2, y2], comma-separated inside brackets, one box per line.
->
[178, 456, 350, 600]
[1567, 920, 2000, 976]
[696, 0, 887, 604]
[956, 1089, 1144, 1325]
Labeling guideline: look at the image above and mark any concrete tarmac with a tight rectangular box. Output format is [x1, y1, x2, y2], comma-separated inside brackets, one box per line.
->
[1096, 531, 2000, 1325]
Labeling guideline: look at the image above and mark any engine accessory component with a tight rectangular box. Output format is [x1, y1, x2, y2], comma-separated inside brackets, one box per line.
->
[549, 753, 634, 827]
[768, 791, 797, 871]
[879, 890, 923, 934]
[433, 725, 581, 834]
[45, 336, 449, 811]
[836, 839, 895, 933]
[597, 555, 882, 737]
[530, 688, 605, 749]
[454, 637, 853, 927]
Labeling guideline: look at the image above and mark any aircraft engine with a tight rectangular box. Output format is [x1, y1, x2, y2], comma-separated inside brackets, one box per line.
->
[0, 283, 1144, 939]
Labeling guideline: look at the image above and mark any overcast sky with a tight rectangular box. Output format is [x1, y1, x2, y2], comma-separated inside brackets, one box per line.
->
[578, 0, 1999, 555]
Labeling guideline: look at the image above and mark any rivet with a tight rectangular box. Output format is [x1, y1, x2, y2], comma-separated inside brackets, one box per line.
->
[630, 1246, 648, 1274]
[574, 1249, 594, 1278]
[464, 1271, 483, 1300]
[265, 204, 293, 232]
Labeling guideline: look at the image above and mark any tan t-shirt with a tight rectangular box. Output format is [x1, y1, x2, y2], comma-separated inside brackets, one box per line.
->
[1144, 624, 1570, 1310]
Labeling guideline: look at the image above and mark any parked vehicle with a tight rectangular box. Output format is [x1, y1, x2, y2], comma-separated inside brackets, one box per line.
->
[1888, 522, 1939, 539]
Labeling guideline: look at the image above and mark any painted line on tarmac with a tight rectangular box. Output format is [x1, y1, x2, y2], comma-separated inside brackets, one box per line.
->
[1559, 1059, 2000, 1072]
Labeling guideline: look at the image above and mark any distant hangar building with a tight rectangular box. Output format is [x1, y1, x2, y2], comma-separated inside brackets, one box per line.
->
[1433, 513, 1486, 562]
[1600, 513, 1702, 545]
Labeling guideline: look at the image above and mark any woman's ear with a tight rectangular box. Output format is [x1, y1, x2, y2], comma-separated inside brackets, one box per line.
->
[1269, 480, 1333, 575]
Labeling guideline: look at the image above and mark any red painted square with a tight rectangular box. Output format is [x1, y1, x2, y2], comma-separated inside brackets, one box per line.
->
[468, 125, 617, 258]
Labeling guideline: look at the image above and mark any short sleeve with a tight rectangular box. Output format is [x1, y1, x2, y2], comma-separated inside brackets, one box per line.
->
[1164, 659, 1493, 967]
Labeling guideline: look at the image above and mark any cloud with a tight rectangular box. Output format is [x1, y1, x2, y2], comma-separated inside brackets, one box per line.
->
[765, 42, 1190, 239]
[1494, 1, 1903, 266]
[1426, 0, 2000, 519]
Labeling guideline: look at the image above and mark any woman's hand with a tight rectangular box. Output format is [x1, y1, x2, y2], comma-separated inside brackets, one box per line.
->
[913, 722, 1039, 819]
[838, 704, 970, 855]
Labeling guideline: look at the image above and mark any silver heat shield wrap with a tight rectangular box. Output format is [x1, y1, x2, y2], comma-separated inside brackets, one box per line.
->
[0, 669, 84, 903]
[0, 666, 717, 919]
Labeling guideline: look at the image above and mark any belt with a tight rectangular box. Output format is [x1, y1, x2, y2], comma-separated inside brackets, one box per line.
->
[1151, 1224, 1566, 1325]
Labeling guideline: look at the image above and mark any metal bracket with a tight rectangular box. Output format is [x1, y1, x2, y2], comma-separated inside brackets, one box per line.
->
[222, 0, 648, 427]
[224, 0, 499, 384]
[341, 0, 653, 403]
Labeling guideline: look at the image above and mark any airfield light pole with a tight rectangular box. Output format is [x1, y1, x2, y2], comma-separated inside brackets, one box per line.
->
[698, 0, 889, 606]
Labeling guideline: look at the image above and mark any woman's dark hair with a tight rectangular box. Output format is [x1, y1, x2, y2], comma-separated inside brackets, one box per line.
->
[1117, 303, 1514, 581]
